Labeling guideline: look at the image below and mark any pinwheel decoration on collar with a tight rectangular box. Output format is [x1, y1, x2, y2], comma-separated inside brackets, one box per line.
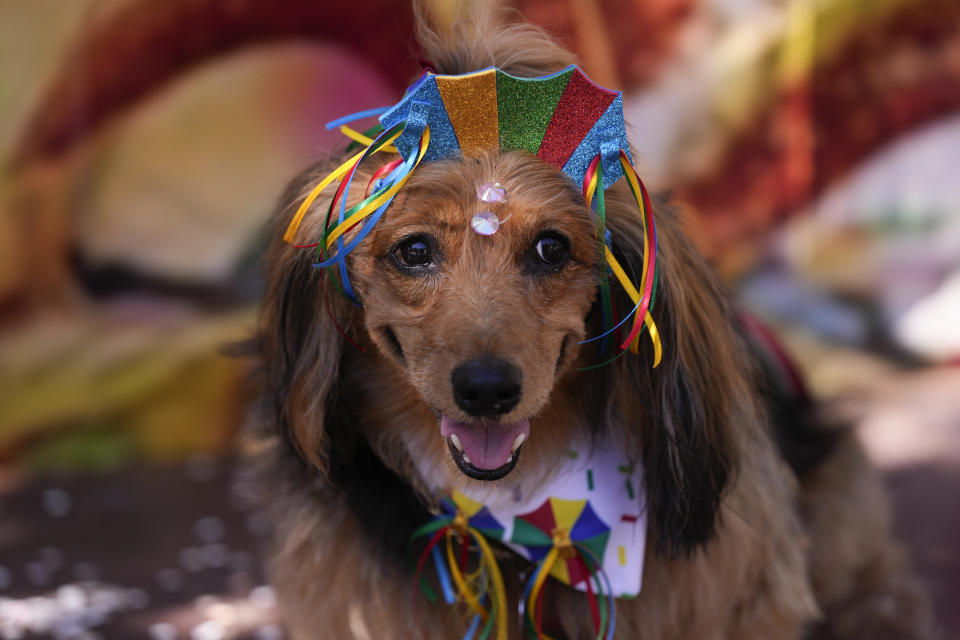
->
[512, 498, 616, 640]
[411, 491, 509, 640]
[411, 460, 641, 640]
[411, 491, 618, 640]
[283, 64, 662, 366]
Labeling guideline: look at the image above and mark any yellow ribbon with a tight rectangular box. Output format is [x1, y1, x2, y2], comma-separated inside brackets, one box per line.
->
[324, 126, 432, 249]
[445, 530, 488, 621]
[281, 129, 404, 244]
[618, 155, 660, 362]
[584, 160, 661, 366]
[528, 546, 561, 640]
[442, 526, 508, 640]
[338, 125, 398, 153]
[471, 529, 508, 640]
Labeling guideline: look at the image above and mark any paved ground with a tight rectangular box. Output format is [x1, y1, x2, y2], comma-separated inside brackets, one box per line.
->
[0, 457, 281, 640]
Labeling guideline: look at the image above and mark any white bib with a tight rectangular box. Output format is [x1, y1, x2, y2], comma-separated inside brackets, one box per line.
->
[446, 436, 647, 598]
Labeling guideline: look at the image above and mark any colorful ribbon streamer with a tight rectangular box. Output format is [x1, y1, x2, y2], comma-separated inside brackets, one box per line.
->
[412, 508, 620, 639]
[281, 120, 431, 304]
[581, 152, 661, 367]
[338, 125, 398, 153]
[411, 508, 508, 640]
[520, 532, 616, 640]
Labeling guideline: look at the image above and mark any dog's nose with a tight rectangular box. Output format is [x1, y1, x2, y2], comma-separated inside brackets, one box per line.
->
[451, 358, 523, 417]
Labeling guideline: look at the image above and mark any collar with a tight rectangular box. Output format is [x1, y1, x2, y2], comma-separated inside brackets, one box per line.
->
[451, 434, 648, 598]
[413, 433, 647, 639]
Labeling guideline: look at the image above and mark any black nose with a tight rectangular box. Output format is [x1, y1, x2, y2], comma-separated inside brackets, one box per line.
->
[451, 357, 523, 417]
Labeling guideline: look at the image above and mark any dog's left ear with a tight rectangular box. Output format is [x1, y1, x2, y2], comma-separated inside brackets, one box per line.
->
[599, 192, 752, 558]
[256, 162, 368, 476]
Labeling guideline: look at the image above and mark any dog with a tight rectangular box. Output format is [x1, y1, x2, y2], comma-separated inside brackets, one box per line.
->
[246, 7, 935, 639]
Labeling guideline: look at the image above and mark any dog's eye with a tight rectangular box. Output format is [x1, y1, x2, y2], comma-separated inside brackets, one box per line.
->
[523, 231, 571, 275]
[532, 233, 570, 269]
[393, 236, 434, 270]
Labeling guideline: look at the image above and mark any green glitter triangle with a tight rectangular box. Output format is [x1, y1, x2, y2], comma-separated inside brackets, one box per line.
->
[496, 68, 574, 154]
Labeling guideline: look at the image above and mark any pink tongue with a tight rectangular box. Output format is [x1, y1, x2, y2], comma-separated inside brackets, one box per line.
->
[440, 416, 530, 470]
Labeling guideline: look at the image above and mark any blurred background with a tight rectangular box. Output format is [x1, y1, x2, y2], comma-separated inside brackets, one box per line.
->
[0, 0, 958, 638]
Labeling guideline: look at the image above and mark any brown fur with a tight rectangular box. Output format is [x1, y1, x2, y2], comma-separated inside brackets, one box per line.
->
[246, 6, 936, 639]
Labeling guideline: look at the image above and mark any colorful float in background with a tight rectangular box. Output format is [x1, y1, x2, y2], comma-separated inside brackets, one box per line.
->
[1, 0, 958, 465]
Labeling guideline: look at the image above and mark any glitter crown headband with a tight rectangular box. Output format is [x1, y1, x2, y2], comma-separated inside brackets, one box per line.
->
[284, 64, 661, 367]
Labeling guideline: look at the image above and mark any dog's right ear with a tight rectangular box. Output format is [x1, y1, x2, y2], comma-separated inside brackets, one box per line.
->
[257, 162, 362, 476]
[596, 190, 750, 558]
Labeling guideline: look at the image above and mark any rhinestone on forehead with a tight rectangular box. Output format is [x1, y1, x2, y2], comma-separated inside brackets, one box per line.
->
[471, 210, 501, 236]
[477, 181, 506, 203]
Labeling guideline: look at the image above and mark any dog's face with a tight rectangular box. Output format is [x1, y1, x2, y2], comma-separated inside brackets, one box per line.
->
[348, 151, 600, 482]
[268, 144, 738, 554]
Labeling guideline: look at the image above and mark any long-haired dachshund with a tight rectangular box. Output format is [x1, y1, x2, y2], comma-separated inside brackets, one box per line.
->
[247, 6, 935, 639]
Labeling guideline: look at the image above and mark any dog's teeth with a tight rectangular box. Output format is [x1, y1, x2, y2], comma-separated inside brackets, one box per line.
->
[462, 454, 472, 465]
[450, 433, 463, 452]
[511, 433, 526, 453]
[506, 454, 513, 464]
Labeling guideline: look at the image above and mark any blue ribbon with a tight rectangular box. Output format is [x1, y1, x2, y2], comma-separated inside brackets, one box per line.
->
[431, 545, 456, 605]
[578, 296, 643, 345]
[325, 106, 392, 130]
[318, 103, 431, 303]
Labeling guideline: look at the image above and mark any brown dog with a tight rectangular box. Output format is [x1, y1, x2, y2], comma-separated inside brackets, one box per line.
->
[247, 8, 935, 639]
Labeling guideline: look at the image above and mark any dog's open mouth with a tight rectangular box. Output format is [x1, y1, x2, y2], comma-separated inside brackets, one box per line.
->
[440, 416, 529, 481]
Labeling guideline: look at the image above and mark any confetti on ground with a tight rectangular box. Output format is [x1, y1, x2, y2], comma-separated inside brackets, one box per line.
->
[0, 460, 282, 639]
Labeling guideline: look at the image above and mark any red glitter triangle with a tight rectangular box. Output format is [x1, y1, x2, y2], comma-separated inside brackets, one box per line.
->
[536, 70, 617, 169]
